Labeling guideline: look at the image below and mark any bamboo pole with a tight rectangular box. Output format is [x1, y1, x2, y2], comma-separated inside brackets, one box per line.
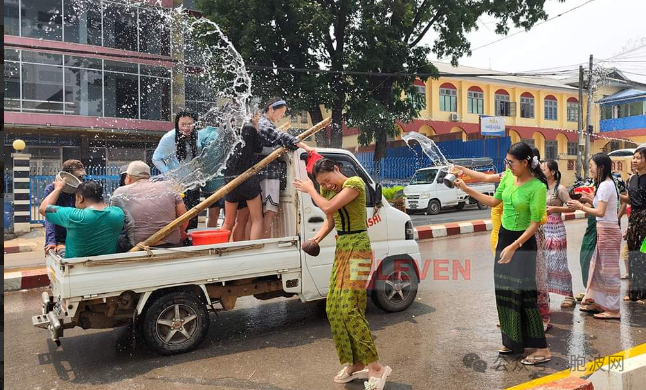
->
[130, 117, 330, 252]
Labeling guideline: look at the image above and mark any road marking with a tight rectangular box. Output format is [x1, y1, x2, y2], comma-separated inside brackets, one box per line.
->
[506, 343, 646, 390]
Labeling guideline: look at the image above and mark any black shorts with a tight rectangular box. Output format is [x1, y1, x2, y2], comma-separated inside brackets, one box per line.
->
[224, 175, 261, 204]
[202, 195, 224, 209]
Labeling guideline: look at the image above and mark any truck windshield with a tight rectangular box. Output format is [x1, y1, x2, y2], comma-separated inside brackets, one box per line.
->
[410, 169, 438, 184]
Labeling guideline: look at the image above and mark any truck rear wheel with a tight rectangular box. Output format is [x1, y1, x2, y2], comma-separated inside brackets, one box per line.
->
[371, 260, 419, 312]
[426, 199, 441, 215]
[142, 291, 210, 355]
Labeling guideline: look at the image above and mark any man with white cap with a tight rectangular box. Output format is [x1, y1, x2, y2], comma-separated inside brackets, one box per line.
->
[110, 161, 188, 250]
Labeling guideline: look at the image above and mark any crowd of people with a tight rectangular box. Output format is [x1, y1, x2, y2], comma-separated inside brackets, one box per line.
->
[453, 142, 646, 366]
[40, 97, 314, 258]
[37, 103, 646, 388]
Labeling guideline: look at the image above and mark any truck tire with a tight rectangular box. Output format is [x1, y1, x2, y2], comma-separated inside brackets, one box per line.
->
[426, 199, 441, 215]
[371, 260, 419, 312]
[142, 291, 210, 355]
[477, 201, 488, 210]
[455, 203, 465, 211]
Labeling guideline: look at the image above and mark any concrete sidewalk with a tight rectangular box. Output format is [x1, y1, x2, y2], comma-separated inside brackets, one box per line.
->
[4, 225, 45, 254]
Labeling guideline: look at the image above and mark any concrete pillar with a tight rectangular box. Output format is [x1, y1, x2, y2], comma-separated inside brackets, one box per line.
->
[11, 152, 32, 234]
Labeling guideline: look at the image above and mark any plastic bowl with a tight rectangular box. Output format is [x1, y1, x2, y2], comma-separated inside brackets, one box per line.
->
[188, 229, 230, 245]
[57, 171, 82, 194]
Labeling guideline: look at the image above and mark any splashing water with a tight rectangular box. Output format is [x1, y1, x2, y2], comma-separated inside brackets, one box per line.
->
[57, 0, 254, 199]
[402, 132, 450, 167]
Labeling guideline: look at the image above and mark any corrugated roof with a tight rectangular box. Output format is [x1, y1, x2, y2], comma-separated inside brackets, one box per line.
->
[431, 61, 577, 91]
[597, 88, 646, 104]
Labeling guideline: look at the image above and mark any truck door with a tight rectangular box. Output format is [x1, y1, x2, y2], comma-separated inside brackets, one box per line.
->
[298, 152, 386, 297]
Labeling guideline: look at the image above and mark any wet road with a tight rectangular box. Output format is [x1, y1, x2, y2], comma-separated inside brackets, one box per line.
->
[409, 204, 491, 226]
[4, 219, 646, 390]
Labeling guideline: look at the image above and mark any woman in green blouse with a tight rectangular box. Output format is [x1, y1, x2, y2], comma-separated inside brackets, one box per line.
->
[455, 142, 551, 365]
[293, 158, 392, 390]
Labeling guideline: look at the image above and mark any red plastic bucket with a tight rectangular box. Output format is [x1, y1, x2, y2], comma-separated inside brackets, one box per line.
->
[189, 230, 230, 245]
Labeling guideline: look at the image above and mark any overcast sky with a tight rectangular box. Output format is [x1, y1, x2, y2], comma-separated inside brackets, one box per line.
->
[421, 0, 646, 84]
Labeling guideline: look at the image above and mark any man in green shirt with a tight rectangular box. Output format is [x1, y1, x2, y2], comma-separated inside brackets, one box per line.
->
[39, 179, 124, 258]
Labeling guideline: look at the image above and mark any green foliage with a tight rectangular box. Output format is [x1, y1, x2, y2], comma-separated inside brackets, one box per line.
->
[382, 186, 405, 201]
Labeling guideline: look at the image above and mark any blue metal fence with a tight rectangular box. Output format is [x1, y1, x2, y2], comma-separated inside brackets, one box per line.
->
[4, 170, 14, 233]
[355, 136, 511, 182]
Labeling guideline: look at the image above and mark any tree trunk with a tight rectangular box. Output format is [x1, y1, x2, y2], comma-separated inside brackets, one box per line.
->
[309, 104, 329, 147]
[330, 104, 344, 148]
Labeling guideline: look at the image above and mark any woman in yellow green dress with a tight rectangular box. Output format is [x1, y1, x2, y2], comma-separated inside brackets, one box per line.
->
[293, 158, 392, 390]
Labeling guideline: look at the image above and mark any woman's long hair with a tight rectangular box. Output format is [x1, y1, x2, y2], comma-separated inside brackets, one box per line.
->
[545, 159, 561, 197]
[508, 142, 548, 188]
[590, 153, 613, 194]
[174, 110, 199, 162]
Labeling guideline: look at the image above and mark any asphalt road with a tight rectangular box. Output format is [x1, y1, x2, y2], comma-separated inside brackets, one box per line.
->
[408, 204, 492, 226]
[4, 220, 645, 390]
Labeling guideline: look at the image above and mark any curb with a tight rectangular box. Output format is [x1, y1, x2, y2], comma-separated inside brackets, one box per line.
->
[414, 211, 587, 241]
[4, 268, 49, 292]
[4, 243, 38, 254]
[524, 377, 593, 390]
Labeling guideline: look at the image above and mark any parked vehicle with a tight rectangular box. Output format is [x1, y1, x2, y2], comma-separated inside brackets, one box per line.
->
[33, 148, 422, 355]
[404, 158, 497, 215]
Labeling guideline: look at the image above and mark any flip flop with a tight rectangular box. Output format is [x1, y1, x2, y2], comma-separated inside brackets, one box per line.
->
[364, 366, 392, 390]
[334, 367, 369, 384]
[521, 356, 551, 365]
[580, 304, 603, 313]
[593, 312, 620, 320]
[498, 348, 514, 354]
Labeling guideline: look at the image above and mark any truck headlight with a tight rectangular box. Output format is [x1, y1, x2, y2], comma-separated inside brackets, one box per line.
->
[420, 192, 431, 199]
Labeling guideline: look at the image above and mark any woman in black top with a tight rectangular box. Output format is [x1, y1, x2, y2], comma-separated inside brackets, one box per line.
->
[623, 145, 646, 303]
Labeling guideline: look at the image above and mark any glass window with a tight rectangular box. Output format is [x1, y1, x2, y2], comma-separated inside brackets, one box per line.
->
[410, 169, 438, 184]
[301, 112, 308, 123]
[21, 0, 63, 40]
[600, 105, 613, 120]
[64, 0, 102, 46]
[629, 101, 644, 117]
[65, 68, 103, 116]
[140, 76, 171, 121]
[4, 0, 20, 36]
[291, 115, 298, 123]
[65, 55, 102, 69]
[103, 2, 138, 52]
[439, 88, 457, 112]
[467, 91, 484, 114]
[567, 142, 578, 156]
[4, 62, 21, 111]
[138, 8, 170, 56]
[520, 97, 534, 118]
[567, 102, 579, 122]
[521, 138, 535, 148]
[544, 99, 558, 121]
[141, 65, 171, 78]
[617, 104, 629, 118]
[105, 60, 138, 74]
[495, 94, 513, 117]
[545, 140, 558, 160]
[22, 63, 65, 113]
[416, 85, 426, 107]
[5, 49, 20, 62]
[104, 72, 139, 119]
[22, 50, 63, 66]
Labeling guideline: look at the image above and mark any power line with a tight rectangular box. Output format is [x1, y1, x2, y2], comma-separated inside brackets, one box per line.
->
[471, 0, 599, 51]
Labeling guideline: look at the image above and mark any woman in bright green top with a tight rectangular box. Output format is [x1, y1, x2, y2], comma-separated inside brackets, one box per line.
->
[293, 158, 392, 390]
[455, 142, 551, 365]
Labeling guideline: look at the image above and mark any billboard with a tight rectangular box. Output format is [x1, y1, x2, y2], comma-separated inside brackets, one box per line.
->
[480, 116, 505, 137]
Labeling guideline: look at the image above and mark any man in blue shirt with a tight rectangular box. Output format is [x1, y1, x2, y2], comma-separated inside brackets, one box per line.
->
[43, 159, 86, 257]
[39, 180, 124, 258]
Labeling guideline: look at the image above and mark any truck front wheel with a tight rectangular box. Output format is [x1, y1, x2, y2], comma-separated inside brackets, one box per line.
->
[142, 291, 210, 355]
[477, 201, 488, 210]
[371, 260, 419, 312]
[426, 199, 441, 215]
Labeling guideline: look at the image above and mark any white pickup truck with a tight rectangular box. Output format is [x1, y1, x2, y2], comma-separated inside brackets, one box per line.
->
[33, 148, 422, 355]
[404, 159, 497, 215]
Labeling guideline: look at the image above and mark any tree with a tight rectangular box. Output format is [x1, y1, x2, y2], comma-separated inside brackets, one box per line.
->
[197, 0, 556, 150]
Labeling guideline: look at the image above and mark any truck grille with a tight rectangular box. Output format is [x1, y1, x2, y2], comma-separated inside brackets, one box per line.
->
[407, 195, 419, 200]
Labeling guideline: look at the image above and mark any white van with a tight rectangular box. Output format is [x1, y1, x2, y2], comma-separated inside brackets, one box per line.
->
[404, 159, 496, 215]
[33, 148, 422, 355]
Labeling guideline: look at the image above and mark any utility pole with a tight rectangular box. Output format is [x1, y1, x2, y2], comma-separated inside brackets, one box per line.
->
[576, 65, 585, 177]
[584, 54, 593, 178]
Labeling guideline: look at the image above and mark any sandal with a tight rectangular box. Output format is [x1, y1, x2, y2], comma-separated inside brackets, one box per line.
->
[543, 323, 553, 332]
[498, 347, 514, 354]
[580, 303, 603, 313]
[623, 296, 631, 301]
[521, 356, 551, 365]
[561, 297, 576, 308]
[334, 367, 369, 384]
[621, 273, 629, 279]
[593, 312, 620, 320]
[364, 366, 392, 390]
[576, 293, 585, 302]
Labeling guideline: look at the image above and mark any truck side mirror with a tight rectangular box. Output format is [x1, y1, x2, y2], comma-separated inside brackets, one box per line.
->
[375, 183, 383, 206]
[436, 170, 447, 184]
